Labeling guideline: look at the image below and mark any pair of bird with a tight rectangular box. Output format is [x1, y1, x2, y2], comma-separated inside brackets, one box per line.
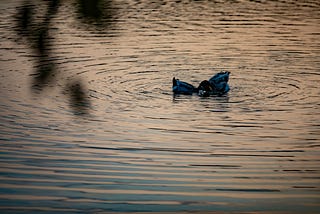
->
[172, 71, 230, 97]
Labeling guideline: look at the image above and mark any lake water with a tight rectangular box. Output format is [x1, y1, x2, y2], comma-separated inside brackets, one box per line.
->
[0, 0, 319, 213]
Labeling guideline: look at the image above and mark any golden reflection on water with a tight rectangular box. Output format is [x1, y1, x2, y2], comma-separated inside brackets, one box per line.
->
[0, 0, 320, 213]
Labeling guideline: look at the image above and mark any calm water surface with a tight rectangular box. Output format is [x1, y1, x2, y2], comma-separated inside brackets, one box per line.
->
[0, 0, 320, 213]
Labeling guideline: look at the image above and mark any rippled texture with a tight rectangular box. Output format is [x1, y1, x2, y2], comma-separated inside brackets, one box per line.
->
[0, 0, 320, 213]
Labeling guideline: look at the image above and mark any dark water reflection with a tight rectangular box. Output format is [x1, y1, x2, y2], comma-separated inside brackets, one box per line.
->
[1, 0, 320, 213]
[76, 0, 116, 28]
[14, 0, 116, 115]
[15, 1, 58, 91]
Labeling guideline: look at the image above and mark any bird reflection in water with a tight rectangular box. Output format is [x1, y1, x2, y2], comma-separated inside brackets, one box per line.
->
[14, 0, 116, 116]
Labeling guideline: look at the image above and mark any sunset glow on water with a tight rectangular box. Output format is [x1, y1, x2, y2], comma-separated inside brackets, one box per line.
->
[0, 0, 319, 213]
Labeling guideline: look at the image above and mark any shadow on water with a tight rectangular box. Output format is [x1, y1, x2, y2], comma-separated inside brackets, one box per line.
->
[66, 80, 91, 116]
[15, 0, 59, 90]
[76, 0, 116, 31]
[14, 0, 117, 116]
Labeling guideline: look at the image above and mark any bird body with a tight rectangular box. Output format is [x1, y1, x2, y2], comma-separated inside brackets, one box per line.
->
[172, 77, 197, 95]
[172, 71, 230, 96]
[208, 71, 230, 95]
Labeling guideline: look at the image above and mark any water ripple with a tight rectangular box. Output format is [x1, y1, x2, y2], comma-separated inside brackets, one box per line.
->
[0, 0, 319, 213]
